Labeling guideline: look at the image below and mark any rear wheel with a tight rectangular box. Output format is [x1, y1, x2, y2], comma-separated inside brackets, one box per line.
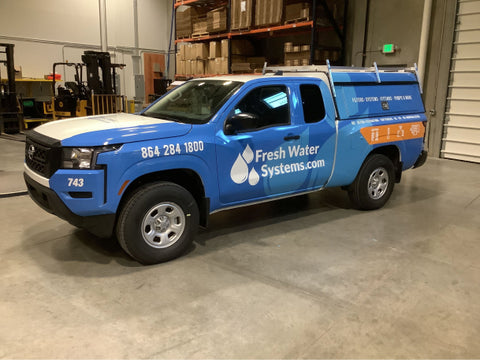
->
[348, 154, 395, 210]
[116, 182, 199, 264]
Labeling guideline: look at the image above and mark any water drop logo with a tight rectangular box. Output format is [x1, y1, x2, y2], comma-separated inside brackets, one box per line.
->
[230, 144, 259, 186]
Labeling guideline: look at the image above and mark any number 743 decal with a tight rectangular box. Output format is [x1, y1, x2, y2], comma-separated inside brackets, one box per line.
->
[67, 178, 84, 187]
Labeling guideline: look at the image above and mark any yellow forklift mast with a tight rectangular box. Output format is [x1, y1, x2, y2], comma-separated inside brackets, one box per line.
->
[47, 51, 126, 120]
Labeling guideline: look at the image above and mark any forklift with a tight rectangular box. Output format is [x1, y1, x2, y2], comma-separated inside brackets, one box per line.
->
[0, 43, 23, 134]
[49, 51, 126, 119]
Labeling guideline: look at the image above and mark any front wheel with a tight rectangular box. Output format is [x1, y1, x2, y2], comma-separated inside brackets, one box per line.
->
[116, 182, 199, 264]
[348, 154, 395, 210]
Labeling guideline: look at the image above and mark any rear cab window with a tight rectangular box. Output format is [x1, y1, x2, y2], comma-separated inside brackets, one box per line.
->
[299, 84, 326, 123]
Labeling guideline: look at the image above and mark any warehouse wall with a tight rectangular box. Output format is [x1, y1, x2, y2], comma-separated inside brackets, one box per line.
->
[345, 0, 424, 67]
[344, 0, 459, 159]
[0, 0, 174, 99]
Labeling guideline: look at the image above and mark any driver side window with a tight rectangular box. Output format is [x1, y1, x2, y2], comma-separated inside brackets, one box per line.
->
[229, 85, 290, 133]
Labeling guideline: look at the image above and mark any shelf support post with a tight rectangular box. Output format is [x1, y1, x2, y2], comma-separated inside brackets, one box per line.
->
[310, 0, 318, 65]
[319, 0, 344, 49]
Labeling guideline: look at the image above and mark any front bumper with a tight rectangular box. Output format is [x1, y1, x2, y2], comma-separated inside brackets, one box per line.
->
[24, 172, 115, 238]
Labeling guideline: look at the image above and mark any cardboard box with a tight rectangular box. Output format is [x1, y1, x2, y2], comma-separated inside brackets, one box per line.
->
[231, 54, 247, 63]
[221, 39, 229, 58]
[209, 41, 222, 58]
[193, 59, 205, 75]
[206, 59, 216, 74]
[207, 7, 227, 33]
[284, 49, 310, 65]
[194, 43, 208, 59]
[215, 58, 228, 75]
[255, 0, 282, 27]
[285, 3, 310, 22]
[176, 54, 182, 75]
[185, 43, 194, 60]
[176, 6, 206, 38]
[178, 60, 186, 75]
[178, 44, 187, 60]
[231, 39, 255, 56]
[247, 57, 266, 69]
[185, 60, 193, 75]
[231, 0, 253, 30]
[192, 15, 208, 35]
[231, 62, 251, 73]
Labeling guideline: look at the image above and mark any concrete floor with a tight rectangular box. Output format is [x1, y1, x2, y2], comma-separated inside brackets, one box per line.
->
[1, 136, 479, 358]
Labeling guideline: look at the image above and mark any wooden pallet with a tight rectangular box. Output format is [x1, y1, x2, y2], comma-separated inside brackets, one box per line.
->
[230, 26, 252, 33]
[207, 29, 227, 36]
[176, 34, 192, 40]
[192, 32, 209, 38]
[284, 17, 310, 24]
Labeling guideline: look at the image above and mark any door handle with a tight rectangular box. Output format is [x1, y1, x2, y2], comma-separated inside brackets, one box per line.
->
[284, 135, 300, 141]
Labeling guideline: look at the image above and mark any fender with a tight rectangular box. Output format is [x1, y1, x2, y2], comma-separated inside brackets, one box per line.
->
[109, 152, 218, 211]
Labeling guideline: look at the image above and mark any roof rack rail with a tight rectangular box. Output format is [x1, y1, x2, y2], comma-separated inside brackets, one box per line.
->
[413, 63, 423, 94]
[264, 61, 417, 75]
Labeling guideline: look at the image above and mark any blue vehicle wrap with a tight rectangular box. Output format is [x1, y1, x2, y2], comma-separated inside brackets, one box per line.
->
[24, 67, 427, 243]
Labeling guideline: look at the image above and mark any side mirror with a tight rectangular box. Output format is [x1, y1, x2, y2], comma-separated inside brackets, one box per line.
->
[224, 112, 259, 135]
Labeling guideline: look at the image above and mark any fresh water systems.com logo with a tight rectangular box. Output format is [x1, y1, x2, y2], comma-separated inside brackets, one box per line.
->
[230, 145, 260, 186]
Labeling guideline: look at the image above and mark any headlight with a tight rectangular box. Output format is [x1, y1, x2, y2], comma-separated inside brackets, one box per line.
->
[62, 148, 94, 169]
[62, 145, 121, 169]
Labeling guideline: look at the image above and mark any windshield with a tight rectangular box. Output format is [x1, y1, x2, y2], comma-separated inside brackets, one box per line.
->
[142, 80, 243, 124]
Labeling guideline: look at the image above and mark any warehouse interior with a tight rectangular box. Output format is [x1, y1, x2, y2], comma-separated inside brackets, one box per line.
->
[1, 0, 479, 358]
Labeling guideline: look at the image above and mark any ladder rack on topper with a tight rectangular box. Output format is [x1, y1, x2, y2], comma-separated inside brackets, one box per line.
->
[263, 60, 423, 94]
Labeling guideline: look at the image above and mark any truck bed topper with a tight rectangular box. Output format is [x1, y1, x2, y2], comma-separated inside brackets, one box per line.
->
[264, 61, 424, 120]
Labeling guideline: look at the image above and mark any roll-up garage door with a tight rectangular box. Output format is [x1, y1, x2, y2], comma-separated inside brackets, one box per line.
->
[442, 0, 480, 163]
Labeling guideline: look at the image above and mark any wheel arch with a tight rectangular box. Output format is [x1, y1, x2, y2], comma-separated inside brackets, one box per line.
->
[369, 145, 402, 183]
[120, 169, 209, 227]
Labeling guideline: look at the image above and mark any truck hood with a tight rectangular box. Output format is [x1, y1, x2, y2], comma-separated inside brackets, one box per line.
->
[33, 113, 192, 146]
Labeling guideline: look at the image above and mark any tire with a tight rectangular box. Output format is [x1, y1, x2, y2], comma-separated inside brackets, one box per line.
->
[116, 182, 199, 265]
[348, 154, 395, 210]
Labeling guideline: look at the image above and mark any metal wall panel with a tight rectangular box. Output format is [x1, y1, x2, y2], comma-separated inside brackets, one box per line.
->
[442, 0, 480, 162]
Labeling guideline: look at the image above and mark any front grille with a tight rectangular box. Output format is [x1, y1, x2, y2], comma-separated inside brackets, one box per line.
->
[25, 137, 61, 178]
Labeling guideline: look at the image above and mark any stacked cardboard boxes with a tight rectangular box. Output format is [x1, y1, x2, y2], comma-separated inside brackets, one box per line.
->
[285, 2, 310, 22]
[207, 7, 227, 33]
[177, 41, 229, 76]
[284, 42, 311, 66]
[230, 39, 256, 73]
[283, 42, 341, 66]
[177, 38, 261, 76]
[255, 0, 282, 27]
[231, 0, 253, 30]
[176, 6, 207, 38]
[176, 43, 208, 76]
[192, 14, 208, 36]
[207, 40, 228, 75]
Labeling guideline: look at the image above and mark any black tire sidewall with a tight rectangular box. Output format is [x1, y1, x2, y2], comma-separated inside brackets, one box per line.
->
[117, 182, 199, 264]
[349, 154, 395, 210]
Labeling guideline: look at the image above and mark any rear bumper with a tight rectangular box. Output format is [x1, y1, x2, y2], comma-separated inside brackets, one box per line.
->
[24, 172, 115, 238]
[413, 150, 428, 168]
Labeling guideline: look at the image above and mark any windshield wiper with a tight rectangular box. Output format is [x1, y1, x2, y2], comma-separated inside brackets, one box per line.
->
[143, 113, 181, 122]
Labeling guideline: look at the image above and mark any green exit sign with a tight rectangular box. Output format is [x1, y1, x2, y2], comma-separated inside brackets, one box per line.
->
[383, 44, 395, 54]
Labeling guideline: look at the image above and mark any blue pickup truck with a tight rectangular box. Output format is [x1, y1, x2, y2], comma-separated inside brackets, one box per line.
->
[24, 65, 427, 264]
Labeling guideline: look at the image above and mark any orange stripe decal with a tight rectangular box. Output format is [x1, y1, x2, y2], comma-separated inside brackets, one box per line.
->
[360, 122, 425, 145]
[118, 180, 130, 196]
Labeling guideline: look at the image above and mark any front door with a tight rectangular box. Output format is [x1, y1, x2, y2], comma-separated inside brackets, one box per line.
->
[215, 82, 335, 205]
